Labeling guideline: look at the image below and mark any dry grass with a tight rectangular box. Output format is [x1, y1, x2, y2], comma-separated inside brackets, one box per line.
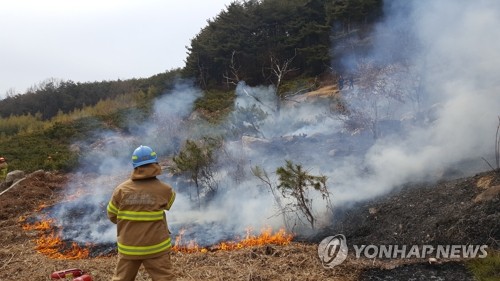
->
[303, 85, 339, 99]
[0, 238, 365, 280]
[2, 169, 494, 280]
[0, 171, 362, 281]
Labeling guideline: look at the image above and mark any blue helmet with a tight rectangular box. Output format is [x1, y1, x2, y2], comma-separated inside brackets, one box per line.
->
[131, 145, 158, 168]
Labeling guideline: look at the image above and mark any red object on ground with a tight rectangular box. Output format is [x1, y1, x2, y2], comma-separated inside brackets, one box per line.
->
[73, 274, 93, 281]
[50, 268, 84, 279]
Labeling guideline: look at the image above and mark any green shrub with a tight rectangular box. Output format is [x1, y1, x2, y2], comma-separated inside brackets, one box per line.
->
[0, 116, 112, 173]
[467, 250, 500, 281]
[195, 90, 235, 121]
[279, 77, 319, 97]
[0, 131, 77, 172]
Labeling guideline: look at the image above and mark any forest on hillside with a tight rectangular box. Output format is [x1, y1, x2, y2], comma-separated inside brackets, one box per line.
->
[0, 70, 181, 120]
[184, 0, 382, 88]
[0, 0, 382, 120]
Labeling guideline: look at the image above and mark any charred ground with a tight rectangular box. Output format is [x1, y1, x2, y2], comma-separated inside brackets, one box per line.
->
[322, 171, 500, 247]
[0, 170, 498, 280]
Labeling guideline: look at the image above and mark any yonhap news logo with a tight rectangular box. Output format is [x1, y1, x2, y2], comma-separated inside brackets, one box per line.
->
[318, 234, 488, 268]
[317, 234, 348, 268]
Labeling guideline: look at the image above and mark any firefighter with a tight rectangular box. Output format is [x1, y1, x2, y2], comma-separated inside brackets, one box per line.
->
[0, 157, 8, 181]
[107, 145, 176, 281]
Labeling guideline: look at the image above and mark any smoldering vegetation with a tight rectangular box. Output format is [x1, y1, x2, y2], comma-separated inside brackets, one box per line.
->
[43, 0, 500, 248]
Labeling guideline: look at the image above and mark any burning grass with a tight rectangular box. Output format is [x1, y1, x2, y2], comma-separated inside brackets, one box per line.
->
[21, 217, 91, 260]
[34, 232, 90, 260]
[3, 169, 497, 280]
[21, 211, 294, 260]
[173, 226, 294, 253]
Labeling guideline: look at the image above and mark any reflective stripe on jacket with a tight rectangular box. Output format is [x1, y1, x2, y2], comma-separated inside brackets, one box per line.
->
[107, 163, 176, 259]
[107, 202, 166, 221]
[117, 237, 172, 256]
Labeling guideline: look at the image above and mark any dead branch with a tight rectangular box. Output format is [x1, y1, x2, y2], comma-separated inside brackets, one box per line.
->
[223, 50, 241, 87]
[241, 88, 276, 113]
[251, 166, 289, 229]
[269, 50, 298, 93]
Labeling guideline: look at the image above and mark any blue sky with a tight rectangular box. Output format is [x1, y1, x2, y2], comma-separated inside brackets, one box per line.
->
[0, 0, 233, 98]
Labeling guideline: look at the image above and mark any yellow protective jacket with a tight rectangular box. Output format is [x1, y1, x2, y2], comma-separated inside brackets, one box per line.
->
[107, 163, 176, 259]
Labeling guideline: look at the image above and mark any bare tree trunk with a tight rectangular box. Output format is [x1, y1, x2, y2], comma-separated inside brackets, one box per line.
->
[298, 187, 315, 229]
[223, 50, 241, 88]
[197, 56, 207, 90]
[251, 166, 289, 229]
[268, 51, 298, 115]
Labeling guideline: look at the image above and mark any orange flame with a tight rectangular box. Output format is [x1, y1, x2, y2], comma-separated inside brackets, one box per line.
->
[35, 231, 90, 259]
[21, 185, 94, 260]
[173, 226, 293, 253]
[172, 228, 201, 253]
[22, 218, 54, 231]
[23, 215, 293, 258]
[22, 219, 90, 260]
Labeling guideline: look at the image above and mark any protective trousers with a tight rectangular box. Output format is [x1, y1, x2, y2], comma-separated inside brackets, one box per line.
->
[111, 252, 176, 281]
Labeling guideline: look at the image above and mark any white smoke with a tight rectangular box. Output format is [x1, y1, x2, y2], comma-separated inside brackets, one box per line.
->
[333, 0, 500, 202]
[207, 0, 500, 221]
[50, 82, 206, 244]
[49, 0, 500, 246]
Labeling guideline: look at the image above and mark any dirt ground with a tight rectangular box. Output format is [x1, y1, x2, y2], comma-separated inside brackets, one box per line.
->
[0, 170, 498, 280]
[0, 171, 361, 281]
